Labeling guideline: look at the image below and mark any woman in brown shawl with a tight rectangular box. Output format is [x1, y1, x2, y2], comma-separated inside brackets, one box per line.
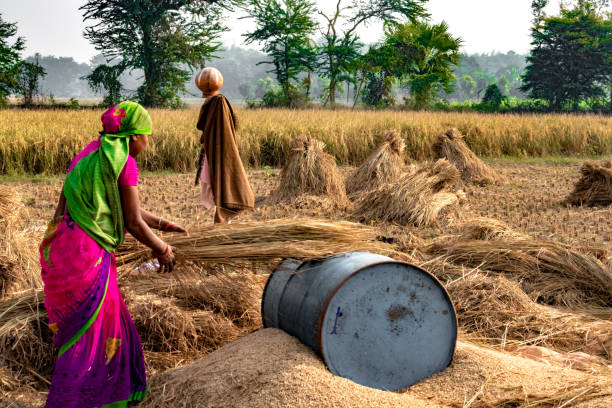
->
[195, 67, 254, 224]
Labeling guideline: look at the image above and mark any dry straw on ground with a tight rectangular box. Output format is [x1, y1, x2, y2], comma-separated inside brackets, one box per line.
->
[143, 328, 612, 408]
[447, 273, 612, 362]
[345, 130, 406, 197]
[0, 186, 40, 296]
[354, 159, 464, 227]
[432, 128, 505, 185]
[0, 289, 54, 387]
[566, 160, 612, 207]
[267, 135, 347, 206]
[426, 220, 612, 310]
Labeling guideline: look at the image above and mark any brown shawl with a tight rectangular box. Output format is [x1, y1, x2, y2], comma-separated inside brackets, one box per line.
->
[195, 94, 254, 212]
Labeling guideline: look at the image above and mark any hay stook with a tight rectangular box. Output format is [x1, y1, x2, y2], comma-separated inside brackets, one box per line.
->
[268, 135, 347, 207]
[345, 130, 406, 197]
[353, 159, 465, 227]
[565, 160, 612, 207]
[433, 128, 505, 186]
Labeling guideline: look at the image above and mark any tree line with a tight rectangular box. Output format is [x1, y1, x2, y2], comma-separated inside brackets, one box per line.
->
[1, 0, 612, 112]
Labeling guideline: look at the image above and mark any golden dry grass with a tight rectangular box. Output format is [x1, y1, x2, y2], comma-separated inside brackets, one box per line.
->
[1, 108, 611, 174]
[353, 159, 464, 227]
[566, 160, 612, 206]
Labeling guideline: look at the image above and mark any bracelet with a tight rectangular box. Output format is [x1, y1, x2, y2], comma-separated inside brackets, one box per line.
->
[153, 245, 171, 259]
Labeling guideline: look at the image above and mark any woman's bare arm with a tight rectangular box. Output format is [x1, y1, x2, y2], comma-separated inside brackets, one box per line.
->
[53, 184, 67, 220]
[120, 185, 176, 271]
[140, 208, 186, 232]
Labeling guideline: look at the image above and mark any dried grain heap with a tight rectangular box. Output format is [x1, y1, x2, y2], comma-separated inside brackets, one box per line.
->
[354, 159, 464, 227]
[565, 160, 612, 206]
[345, 130, 406, 197]
[432, 128, 505, 185]
[268, 135, 347, 207]
[143, 328, 612, 408]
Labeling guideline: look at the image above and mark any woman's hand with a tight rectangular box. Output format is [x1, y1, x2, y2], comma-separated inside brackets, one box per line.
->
[154, 245, 177, 273]
[162, 221, 186, 233]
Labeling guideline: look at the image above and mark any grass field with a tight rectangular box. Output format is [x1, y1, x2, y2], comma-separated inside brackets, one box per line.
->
[1, 107, 611, 175]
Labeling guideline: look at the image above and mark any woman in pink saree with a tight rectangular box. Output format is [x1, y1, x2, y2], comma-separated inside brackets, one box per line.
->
[40, 101, 185, 407]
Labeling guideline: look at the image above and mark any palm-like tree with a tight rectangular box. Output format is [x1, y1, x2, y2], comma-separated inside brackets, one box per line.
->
[384, 20, 462, 109]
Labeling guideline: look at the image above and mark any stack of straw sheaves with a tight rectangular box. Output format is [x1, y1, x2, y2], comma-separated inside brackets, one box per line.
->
[345, 130, 406, 197]
[353, 159, 464, 227]
[432, 128, 505, 185]
[566, 160, 612, 206]
[268, 136, 348, 207]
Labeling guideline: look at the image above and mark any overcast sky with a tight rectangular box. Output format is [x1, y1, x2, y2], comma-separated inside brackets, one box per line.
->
[1, 0, 564, 64]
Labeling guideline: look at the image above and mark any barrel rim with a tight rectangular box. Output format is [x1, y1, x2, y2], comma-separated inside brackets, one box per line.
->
[316, 260, 458, 379]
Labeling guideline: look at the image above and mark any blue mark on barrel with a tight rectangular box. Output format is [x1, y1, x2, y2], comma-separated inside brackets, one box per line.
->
[331, 306, 343, 334]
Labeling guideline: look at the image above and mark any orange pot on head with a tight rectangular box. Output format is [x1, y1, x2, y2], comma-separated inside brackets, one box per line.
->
[195, 67, 223, 98]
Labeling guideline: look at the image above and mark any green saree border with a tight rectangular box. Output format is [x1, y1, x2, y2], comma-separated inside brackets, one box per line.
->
[99, 391, 147, 408]
[58, 271, 110, 357]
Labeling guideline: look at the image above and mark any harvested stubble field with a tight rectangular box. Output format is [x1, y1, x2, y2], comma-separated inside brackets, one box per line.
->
[0, 108, 612, 175]
[1, 106, 612, 407]
[2, 155, 612, 407]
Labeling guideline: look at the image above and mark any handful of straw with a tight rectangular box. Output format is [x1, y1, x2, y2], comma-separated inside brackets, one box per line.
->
[117, 218, 392, 274]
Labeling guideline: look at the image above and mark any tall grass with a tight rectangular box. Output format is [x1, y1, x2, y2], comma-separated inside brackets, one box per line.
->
[0, 107, 611, 175]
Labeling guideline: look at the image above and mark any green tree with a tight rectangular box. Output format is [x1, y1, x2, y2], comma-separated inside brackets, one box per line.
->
[358, 44, 397, 107]
[521, 3, 612, 109]
[16, 54, 46, 107]
[0, 13, 25, 106]
[86, 63, 127, 107]
[317, 0, 427, 106]
[382, 20, 462, 109]
[242, 0, 318, 107]
[80, 0, 231, 107]
[482, 82, 505, 109]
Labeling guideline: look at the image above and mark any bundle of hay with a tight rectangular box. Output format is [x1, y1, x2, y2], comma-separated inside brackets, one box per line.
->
[128, 272, 266, 330]
[0, 289, 54, 386]
[143, 329, 612, 408]
[353, 159, 464, 227]
[565, 160, 612, 206]
[116, 218, 392, 276]
[426, 236, 612, 310]
[0, 186, 41, 295]
[345, 130, 405, 197]
[268, 136, 347, 205]
[432, 128, 505, 185]
[447, 273, 612, 361]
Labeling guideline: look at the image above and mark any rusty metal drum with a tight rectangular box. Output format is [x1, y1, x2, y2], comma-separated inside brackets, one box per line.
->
[262, 252, 457, 391]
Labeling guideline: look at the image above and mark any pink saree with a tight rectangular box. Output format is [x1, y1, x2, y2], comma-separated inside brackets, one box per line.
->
[40, 215, 146, 408]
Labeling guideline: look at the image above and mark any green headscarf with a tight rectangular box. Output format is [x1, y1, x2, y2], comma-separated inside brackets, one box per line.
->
[64, 101, 152, 252]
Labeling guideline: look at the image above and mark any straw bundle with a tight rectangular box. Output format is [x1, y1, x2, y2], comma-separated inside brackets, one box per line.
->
[426, 237, 612, 309]
[345, 130, 406, 196]
[447, 273, 612, 360]
[565, 160, 612, 206]
[353, 159, 464, 227]
[0, 186, 41, 295]
[127, 273, 266, 330]
[0, 289, 54, 386]
[116, 219, 392, 275]
[432, 128, 505, 185]
[268, 136, 347, 205]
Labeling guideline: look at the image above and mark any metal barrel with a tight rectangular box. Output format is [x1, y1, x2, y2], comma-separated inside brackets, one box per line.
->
[262, 251, 458, 391]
